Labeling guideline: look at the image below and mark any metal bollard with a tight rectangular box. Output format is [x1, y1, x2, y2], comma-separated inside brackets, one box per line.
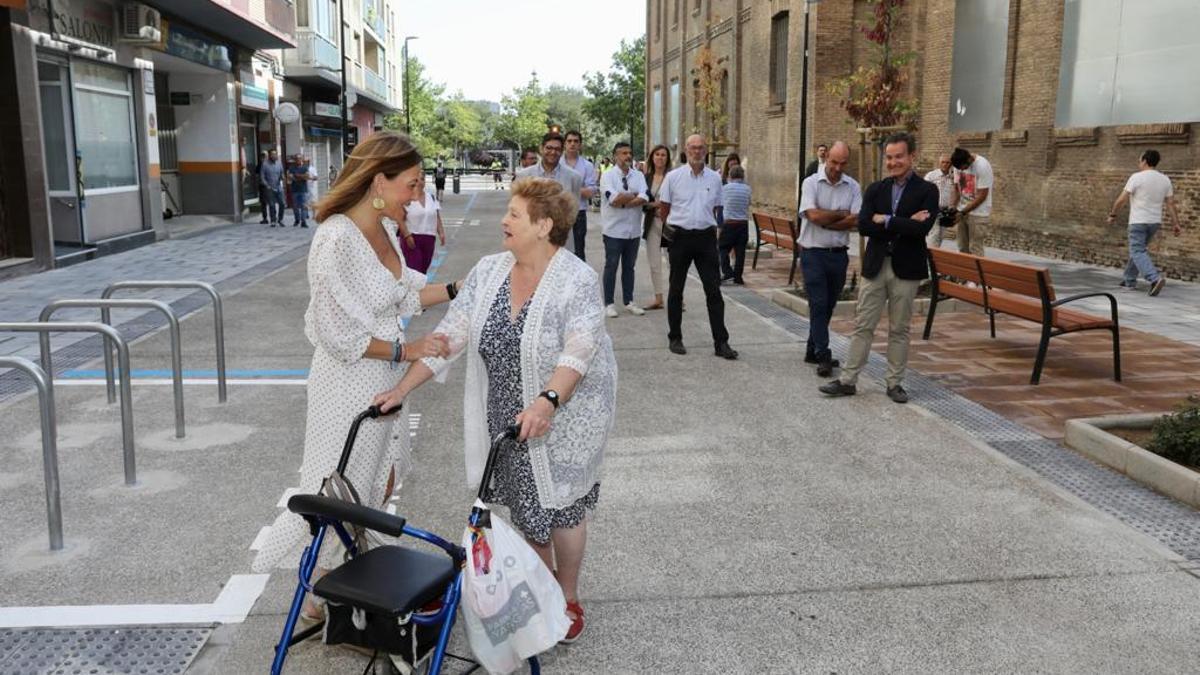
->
[0, 357, 62, 550]
[103, 281, 227, 403]
[41, 299, 185, 438]
[0, 322, 137, 486]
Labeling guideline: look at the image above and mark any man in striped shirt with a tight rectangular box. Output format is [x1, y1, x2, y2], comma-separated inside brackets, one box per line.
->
[719, 166, 752, 284]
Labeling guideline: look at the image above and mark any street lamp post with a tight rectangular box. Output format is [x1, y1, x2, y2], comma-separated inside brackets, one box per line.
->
[403, 35, 419, 134]
[339, 0, 349, 158]
[794, 0, 821, 221]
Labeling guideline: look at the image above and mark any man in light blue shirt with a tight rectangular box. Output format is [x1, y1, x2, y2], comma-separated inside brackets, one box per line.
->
[719, 166, 752, 284]
[600, 142, 648, 317]
[514, 132, 582, 205]
[563, 130, 599, 261]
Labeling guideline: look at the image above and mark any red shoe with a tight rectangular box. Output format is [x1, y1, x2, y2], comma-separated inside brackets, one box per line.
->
[560, 600, 585, 644]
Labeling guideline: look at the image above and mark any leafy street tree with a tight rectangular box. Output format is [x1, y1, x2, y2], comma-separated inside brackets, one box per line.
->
[545, 84, 606, 157]
[493, 72, 550, 154]
[583, 36, 646, 157]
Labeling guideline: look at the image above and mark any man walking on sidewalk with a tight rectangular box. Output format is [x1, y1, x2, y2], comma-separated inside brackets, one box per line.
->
[563, 130, 599, 261]
[924, 154, 957, 249]
[659, 134, 738, 360]
[950, 147, 993, 256]
[600, 142, 648, 317]
[260, 149, 285, 226]
[821, 132, 939, 404]
[1108, 149, 1183, 297]
[798, 141, 860, 378]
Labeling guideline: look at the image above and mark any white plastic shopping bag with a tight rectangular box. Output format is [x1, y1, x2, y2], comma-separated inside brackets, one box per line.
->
[460, 500, 570, 674]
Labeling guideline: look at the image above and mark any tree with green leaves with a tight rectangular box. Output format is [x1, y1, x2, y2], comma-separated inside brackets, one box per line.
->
[493, 72, 550, 153]
[583, 36, 646, 157]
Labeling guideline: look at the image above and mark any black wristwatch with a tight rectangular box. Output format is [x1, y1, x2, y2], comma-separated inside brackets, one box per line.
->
[538, 390, 560, 410]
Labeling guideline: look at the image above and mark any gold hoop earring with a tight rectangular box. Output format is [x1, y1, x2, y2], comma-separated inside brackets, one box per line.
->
[371, 196, 386, 210]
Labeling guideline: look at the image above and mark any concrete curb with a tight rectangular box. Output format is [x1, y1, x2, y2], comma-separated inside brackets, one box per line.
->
[1064, 413, 1200, 509]
[770, 290, 966, 318]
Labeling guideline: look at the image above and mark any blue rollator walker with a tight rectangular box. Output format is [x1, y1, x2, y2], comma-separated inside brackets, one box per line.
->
[271, 405, 539, 674]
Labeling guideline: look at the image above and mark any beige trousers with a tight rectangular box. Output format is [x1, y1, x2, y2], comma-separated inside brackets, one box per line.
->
[839, 262, 921, 388]
[644, 216, 666, 295]
[957, 214, 989, 256]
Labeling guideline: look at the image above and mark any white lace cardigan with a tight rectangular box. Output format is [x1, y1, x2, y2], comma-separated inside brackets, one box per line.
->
[423, 248, 617, 509]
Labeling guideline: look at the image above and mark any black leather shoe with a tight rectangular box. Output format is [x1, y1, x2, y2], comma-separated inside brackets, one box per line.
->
[669, 339, 687, 355]
[886, 385, 909, 404]
[816, 359, 838, 378]
[714, 343, 739, 360]
[819, 381, 856, 397]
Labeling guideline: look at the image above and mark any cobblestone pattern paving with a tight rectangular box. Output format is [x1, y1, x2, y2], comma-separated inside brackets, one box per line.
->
[726, 285, 1200, 562]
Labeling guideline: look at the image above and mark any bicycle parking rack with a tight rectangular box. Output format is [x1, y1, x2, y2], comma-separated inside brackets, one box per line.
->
[0, 356, 63, 550]
[0, 322, 137, 486]
[103, 280, 227, 403]
[40, 299, 186, 439]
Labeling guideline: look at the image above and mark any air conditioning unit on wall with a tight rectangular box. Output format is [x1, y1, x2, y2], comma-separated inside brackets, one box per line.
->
[121, 3, 162, 43]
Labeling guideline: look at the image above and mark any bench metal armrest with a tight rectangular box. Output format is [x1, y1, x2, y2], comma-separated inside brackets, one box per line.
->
[288, 494, 407, 537]
[1050, 292, 1119, 320]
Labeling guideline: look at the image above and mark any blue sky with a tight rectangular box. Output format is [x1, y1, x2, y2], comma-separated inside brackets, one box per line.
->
[400, 0, 646, 101]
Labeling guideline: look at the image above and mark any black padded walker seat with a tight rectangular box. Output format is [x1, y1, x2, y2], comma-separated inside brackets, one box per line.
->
[313, 545, 457, 617]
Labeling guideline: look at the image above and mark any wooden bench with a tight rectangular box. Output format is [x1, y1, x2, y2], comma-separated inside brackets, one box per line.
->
[751, 212, 800, 285]
[924, 248, 1121, 385]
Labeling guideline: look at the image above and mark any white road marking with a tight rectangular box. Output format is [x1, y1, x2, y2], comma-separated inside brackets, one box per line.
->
[276, 487, 300, 508]
[249, 525, 271, 552]
[0, 574, 269, 628]
[53, 378, 308, 386]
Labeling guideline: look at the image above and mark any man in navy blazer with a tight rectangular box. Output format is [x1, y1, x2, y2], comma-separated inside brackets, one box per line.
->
[820, 132, 939, 404]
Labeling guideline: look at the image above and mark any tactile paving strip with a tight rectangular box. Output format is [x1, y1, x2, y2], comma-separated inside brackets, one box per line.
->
[0, 626, 212, 675]
[727, 285, 1200, 560]
[0, 244, 309, 405]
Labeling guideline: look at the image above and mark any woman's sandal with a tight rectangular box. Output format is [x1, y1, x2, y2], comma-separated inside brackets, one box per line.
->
[560, 600, 585, 644]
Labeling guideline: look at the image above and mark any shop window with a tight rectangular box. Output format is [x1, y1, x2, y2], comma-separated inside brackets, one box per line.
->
[37, 63, 71, 192]
[74, 62, 138, 190]
[947, 0, 1009, 132]
[769, 12, 789, 106]
[1056, 0, 1200, 127]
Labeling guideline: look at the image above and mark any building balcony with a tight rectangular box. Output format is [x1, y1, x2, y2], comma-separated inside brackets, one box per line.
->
[362, 0, 387, 41]
[283, 29, 342, 89]
[145, 0, 295, 48]
[363, 66, 388, 102]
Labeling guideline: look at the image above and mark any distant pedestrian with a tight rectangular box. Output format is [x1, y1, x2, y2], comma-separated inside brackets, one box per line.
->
[260, 149, 286, 226]
[950, 147, 994, 256]
[797, 141, 859, 377]
[600, 142, 648, 317]
[520, 147, 539, 169]
[640, 144, 672, 310]
[821, 132, 939, 405]
[721, 153, 741, 185]
[719, 166, 752, 285]
[659, 133, 738, 360]
[804, 144, 829, 178]
[256, 150, 269, 223]
[402, 173, 445, 274]
[515, 132, 583, 236]
[1108, 149, 1184, 296]
[563, 130, 599, 261]
[491, 158, 504, 189]
[433, 159, 448, 201]
[289, 155, 316, 227]
[924, 154, 957, 248]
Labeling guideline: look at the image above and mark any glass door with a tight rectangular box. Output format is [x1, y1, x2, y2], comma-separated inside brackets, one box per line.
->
[36, 57, 85, 248]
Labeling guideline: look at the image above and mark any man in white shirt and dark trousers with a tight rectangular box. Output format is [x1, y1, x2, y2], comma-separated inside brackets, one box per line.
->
[719, 166, 752, 285]
[798, 141, 860, 377]
[1108, 149, 1184, 297]
[659, 134, 738, 360]
[563, 130, 599, 261]
[924, 154, 957, 249]
[600, 142, 648, 317]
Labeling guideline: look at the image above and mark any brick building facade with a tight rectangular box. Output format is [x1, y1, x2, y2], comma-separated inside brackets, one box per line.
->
[645, 0, 1200, 280]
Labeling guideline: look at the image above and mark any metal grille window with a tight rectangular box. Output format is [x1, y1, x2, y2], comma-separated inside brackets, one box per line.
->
[769, 11, 789, 106]
[948, 0, 1009, 132]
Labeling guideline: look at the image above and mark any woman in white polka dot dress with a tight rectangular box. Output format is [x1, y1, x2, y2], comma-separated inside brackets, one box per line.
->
[251, 133, 457, 619]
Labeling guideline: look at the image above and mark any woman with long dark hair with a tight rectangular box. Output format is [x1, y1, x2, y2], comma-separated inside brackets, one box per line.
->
[640, 144, 672, 310]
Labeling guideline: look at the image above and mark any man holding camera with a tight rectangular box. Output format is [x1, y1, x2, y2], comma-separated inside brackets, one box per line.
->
[924, 154, 957, 249]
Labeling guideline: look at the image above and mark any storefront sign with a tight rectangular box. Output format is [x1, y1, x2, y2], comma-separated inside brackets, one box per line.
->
[274, 102, 301, 124]
[165, 23, 232, 71]
[30, 0, 115, 49]
[313, 102, 342, 118]
[241, 84, 269, 111]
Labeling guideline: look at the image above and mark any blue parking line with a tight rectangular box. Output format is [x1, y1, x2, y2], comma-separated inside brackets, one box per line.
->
[60, 368, 309, 379]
